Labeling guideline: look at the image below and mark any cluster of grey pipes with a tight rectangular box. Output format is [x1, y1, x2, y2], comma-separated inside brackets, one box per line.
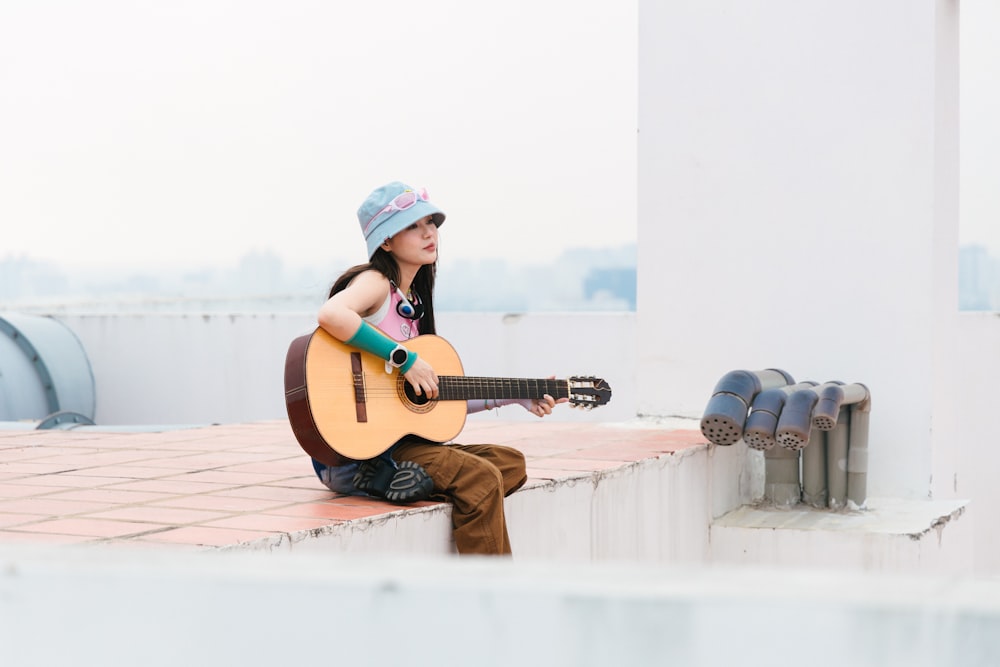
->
[701, 369, 871, 510]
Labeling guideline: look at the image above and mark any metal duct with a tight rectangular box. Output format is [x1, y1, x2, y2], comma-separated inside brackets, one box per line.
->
[0, 313, 96, 422]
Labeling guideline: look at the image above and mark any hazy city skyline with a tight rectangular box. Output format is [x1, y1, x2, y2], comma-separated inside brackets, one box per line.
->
[0, 243, 638, 313]
[5, 241, 998, 315]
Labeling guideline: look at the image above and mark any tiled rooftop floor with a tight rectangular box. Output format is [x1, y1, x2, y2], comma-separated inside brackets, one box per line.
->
[0, 419, 706, 550]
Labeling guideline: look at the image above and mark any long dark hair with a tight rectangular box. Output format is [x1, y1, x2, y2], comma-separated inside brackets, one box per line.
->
[328, 248, 437, 335]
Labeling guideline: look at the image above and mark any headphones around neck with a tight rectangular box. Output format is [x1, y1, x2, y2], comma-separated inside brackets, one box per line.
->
[392, 282, 424, 320]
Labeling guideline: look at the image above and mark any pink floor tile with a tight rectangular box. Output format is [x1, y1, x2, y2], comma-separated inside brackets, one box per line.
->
[151, 494, 292, 513]
[33, 451, 159, 467]
[0, 530, 94, 545]
[201, 514, 333, 533]
[325, 495, 398, 508]
[0, 513, 46, 529]
[157, 452, 286, 469]
[42, 488, 175, 505]
[0, 497, 115, 517]
[13, 474, 127, 489]
[0, 483, 74, 499]
[162, 470, 285, 485]
[106, 479, 237, 494]
[273, 476, 326, 490]
[221, 460, 312, 476]
[0, 447, 86, 463]
[0, 462, 81, 476]
[210, 485, 333, 503]
[13, 517, 166, 539]
[77, 465, 181, 480]
[86, 506, 231, 525]
[132, 525, 279, 547]
[262, 502, 389, 521]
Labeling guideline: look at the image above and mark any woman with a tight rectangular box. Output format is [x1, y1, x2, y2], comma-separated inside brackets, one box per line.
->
[312, 181, 563, 556]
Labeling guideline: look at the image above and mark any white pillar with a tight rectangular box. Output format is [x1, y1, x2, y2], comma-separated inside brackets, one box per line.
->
[636, 0, 960, 499]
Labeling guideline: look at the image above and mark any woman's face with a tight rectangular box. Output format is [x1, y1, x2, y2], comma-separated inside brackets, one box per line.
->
[382, 215, 439, 267]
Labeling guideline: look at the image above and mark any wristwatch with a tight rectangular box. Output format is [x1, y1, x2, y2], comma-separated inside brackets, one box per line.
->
[388, 345, 410, 369]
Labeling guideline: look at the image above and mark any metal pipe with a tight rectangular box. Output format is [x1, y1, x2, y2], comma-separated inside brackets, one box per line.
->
[826, 407, 850, 509]
[810, 382, 845, 431]
[846, 387, 872, 509]
[743, 382, 818, 451]
[811, 382, 871, 431]
[700, 368, 794, 446]
[801, 428, 828, 508]
[764, 446, 801, 507]
[775, 388, 820, 451]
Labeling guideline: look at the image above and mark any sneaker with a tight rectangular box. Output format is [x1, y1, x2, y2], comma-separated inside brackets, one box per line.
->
[384, 460, 435, 504]
[352, 458, 395, 496]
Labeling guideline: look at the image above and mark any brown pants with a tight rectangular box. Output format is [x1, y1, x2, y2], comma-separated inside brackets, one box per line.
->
[392, 439, 527, 556]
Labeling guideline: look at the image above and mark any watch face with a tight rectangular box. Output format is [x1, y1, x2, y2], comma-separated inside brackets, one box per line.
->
[392, 348, 408, 366]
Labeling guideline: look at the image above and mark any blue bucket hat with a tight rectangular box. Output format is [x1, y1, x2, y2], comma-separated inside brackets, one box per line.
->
[357, 181, 446, 259]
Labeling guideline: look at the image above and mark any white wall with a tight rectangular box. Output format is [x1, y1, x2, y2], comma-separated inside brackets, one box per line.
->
[636, 0, 960, 501]
[2, 545, 998, 667]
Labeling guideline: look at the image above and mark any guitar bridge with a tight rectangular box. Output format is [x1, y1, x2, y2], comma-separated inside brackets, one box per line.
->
[351, 352, 367, 423]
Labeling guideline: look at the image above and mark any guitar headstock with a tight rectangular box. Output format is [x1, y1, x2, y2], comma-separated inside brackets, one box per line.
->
[567, 376, 612, 409]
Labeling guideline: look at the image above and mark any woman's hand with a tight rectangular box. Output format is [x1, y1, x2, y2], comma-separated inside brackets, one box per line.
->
[526, 376, 569, 417]
[528, 394, 557, 417]
[403, 357, 439, 399]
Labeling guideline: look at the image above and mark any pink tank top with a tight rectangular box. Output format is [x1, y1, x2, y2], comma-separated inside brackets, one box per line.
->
[363, 287, 419, 342]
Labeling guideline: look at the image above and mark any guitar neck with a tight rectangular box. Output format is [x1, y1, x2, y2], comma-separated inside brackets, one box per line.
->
[438, 376, 567, 401]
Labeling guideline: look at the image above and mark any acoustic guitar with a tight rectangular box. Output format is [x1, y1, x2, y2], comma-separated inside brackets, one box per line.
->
[284, 328, 612, 465]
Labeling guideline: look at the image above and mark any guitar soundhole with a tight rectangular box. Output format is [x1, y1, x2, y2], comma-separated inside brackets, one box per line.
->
[397, 377, 436, 414]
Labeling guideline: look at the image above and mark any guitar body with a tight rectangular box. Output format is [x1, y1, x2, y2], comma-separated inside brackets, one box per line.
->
[285, 329, 468, 464]
[285, 328, 611, 465]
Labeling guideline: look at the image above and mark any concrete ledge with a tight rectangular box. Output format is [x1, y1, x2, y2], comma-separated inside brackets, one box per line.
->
[245, 432, 761, 561]
[711, 497, 973, 574]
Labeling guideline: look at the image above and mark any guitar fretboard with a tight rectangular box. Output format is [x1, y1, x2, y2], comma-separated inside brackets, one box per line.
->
[437, 376, 568, 401]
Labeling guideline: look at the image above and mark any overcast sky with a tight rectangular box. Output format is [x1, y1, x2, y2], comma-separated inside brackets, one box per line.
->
[0, 1, 996, 273]
[0, 0, 637, 271]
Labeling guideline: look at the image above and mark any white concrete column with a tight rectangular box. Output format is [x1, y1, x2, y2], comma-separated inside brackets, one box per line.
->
[637, 0, 960, 499]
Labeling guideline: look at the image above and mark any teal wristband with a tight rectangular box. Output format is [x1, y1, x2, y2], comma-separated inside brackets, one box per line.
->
[345, 321, 418, 373]
[398, 351, 417, 374]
